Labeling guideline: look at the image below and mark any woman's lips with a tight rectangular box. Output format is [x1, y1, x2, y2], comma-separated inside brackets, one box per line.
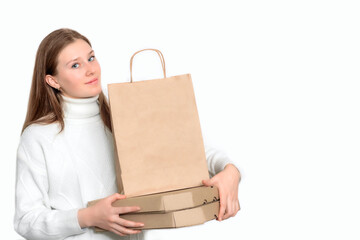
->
[86, 78, 98, 84]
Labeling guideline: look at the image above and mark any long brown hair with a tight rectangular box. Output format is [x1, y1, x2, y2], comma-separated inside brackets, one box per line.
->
[21, 28, 112, 135]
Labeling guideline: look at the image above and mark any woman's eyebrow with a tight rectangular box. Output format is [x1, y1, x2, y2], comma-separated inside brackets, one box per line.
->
[66, 50, 94, 65]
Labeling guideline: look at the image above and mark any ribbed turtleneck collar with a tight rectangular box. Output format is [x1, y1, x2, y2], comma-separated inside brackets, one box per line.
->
[61, 94, 100, 120]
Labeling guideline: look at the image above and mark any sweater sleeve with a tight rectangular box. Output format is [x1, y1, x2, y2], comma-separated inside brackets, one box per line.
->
[204, 142, 240, 178]
[14, 131, 86, 240]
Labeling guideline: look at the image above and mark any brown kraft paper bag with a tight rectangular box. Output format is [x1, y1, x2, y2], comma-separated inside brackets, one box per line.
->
[108, 49, 210, 197]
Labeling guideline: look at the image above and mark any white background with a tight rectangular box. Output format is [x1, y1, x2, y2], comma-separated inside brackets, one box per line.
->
[1, 0, 359, 239]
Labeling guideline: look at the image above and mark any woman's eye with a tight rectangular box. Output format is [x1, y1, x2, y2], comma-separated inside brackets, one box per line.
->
[72, 63, 79, 68]
[89, 56, 95, 62]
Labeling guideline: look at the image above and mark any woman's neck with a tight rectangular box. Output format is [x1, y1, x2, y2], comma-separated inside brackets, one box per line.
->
[61, 94, 100, 119]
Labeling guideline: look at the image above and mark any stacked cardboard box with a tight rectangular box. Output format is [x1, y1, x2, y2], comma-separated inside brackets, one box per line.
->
[87, 186, 220, 230]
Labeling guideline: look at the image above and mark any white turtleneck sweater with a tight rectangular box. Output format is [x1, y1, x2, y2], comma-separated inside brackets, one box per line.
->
[14, 94, 235, 240]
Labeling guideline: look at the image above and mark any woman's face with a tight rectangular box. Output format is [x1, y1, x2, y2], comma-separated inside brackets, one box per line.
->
[46, 39, 102, 99]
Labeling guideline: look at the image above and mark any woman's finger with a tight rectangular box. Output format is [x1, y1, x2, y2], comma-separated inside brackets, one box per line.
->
[115, 206, 141, 215]
[108, 193, 126, 203]
[110, 226, 127, 237]
[111, 224, 141, 236]
[236, 200, 240, 212]
[116, 217, 144, 228]
[223, 197, 240, 220]
[218, 195, 227, 221]
[202, 178, 216, 187]
[223, 198, 235, 220]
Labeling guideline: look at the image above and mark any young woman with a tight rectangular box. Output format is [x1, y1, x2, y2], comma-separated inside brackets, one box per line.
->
[14, 28, 241, 240]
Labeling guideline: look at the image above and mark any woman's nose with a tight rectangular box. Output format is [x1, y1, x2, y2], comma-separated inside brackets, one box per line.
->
[85, 62, 96, 76]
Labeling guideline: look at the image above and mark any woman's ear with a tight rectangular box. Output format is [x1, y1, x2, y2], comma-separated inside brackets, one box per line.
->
[45, 75, 60, 90]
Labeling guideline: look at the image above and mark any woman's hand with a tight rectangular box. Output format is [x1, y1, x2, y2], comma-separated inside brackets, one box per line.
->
[202, 163, 241, 221]
[78, 193, 144, 236]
